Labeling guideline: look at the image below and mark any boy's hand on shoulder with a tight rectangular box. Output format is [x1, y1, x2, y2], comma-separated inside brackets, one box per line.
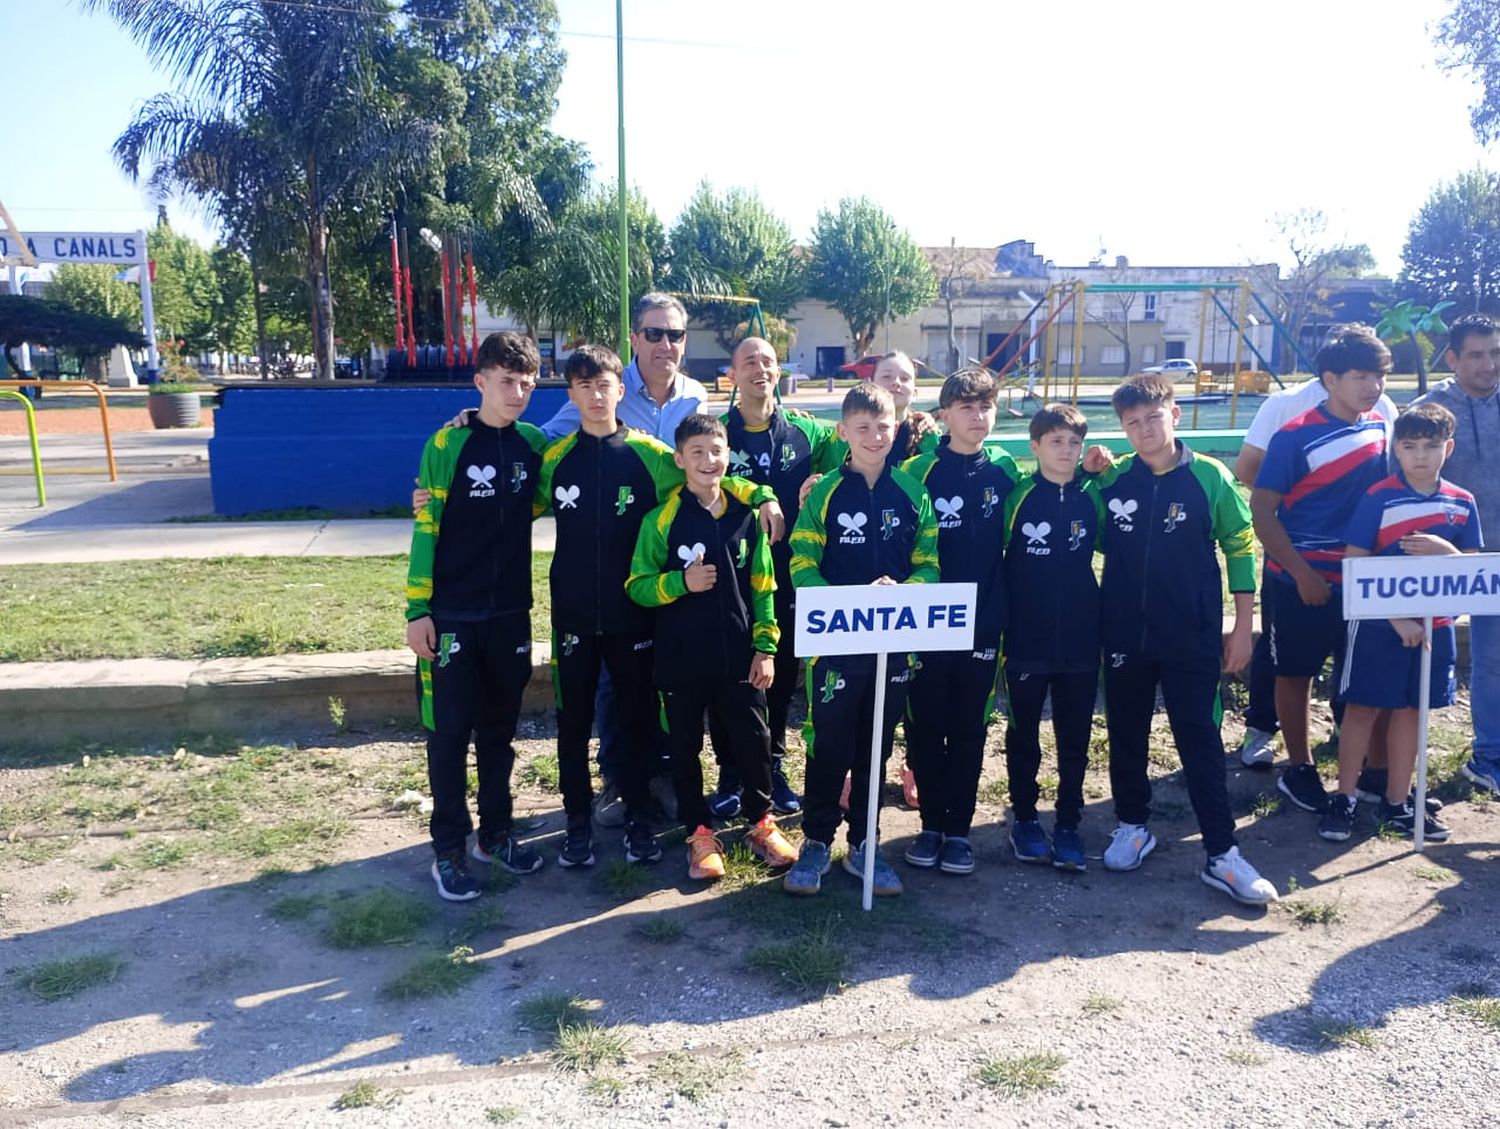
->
[1392, 618, 1429, 649]
[1082, 445, 1114, 474]
[406, 616, 437, 660]
[412, 479, 431, 518]
[1294, 571, 1332, 607]
[446, 407, 476, 429]
[684, 551, 717, 592]
[748, 652, 774, 689]
[1399, 532, 1458, 556]
[799, 473, 822, 508]
[758, 498, 786, 544]
[908, 410, 938, 441]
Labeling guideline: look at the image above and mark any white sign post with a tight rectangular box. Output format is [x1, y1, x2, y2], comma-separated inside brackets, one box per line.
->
[794, 582, 977, 908]
[1343, 552, 1500, 849]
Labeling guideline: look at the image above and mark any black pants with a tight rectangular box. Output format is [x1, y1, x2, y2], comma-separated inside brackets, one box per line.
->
[663, 678, 773, 830]
[553, 630, 656, 830]
[420, 613, 532, 855]
[1102, 651, 1236, 857]
[711, 589, 799, 780]
[1243, 565, 1280, 734]
[1004, 667, 1097, 829]
[905, 649, 999, 837]
[801, 656, 912, 848]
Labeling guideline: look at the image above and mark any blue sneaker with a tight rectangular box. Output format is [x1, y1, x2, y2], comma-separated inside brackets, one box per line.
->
[938, 836, 975, 875]
[431, 849, 481, 901]
[842, 840, 903, 895]
[770, 760, 802, 814]
[783, 839, 831, 895]
[903, 829, 943, 868]
[1461, 760, 1500, 794]
[707, 787, 742, 820]
[1009, 819, 1050, 864]
[1051, 826, 1086, 872]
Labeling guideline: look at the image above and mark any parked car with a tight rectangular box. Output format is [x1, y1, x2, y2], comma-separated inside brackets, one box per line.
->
[1141, 358, 1198, 378]
[837, 355, 884, 381]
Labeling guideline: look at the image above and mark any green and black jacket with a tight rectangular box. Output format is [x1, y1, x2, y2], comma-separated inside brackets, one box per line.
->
[625, 481, 778, 688]
[405, 418, 547, 623]
[790, 464, 940, 590]
[1094, 443, 1255, 663]
[901, 438, 1021, 647]
[1001, 470, 1105, 674]
[536, 424, 774, 637]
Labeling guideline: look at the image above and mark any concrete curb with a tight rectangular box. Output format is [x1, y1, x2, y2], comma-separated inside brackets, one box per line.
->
[4, 646, 554, 746]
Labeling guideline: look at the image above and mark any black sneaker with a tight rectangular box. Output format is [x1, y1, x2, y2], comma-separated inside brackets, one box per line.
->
[1318, 793, 1357, 842]
[623, 820, 663, 864]
[431, 849, 482, 901]
[770, 759, 802, 814]
[1409, 789, 1444, 814]
[1377, 800, 1451, 842]
[472, 832, 543, 874]
[1277, 764, 1328, 813]
[707, 773, 742, 820]
[557, 826, 596, 869]
[1354, 767, 1388, 804]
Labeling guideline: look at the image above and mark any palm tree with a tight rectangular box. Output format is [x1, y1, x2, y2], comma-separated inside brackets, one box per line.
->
[84, 0, 447, 380]
[1375, 300, 1456, 396]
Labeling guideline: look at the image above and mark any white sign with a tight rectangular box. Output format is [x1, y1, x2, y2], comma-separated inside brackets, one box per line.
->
[0, 231, 143, 265]
[1342, 552, 1500, 620]
[794, 582, 977, 658]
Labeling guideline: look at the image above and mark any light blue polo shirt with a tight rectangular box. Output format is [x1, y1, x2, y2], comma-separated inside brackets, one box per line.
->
[540, 360, 710, 441]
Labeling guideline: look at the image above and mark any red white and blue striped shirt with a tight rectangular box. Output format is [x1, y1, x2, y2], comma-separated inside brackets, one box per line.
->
[1255, 405, 1388, 585]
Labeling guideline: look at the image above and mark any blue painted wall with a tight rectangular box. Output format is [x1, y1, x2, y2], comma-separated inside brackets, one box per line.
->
[209, 384, 570, 516]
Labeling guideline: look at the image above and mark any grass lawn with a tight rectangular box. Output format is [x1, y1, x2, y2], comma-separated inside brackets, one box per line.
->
[0, 553, 553, 663]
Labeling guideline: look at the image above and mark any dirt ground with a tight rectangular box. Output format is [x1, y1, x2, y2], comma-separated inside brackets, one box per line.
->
[0, 401, 214, 437]
[1, 693, 1498, 1129]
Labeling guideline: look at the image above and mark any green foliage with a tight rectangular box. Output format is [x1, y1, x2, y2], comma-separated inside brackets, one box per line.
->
[148, 224, 219, 353]
[976, 1051, 1065, 1097]
[17, 953, 125, 1001]
[1400, 168, 1500, 315]
[0, 296, 145, 362]
[516, 991, 590, 1032]
[806, 197, 937, 357]
[1376, 299, 1456, 392]
[380, 946, 483, 999]
[1435, 1, 1500, 143]
[46, 264, 143, 326]
[552, 1021, 630, 1073]
[324, 889, 431, 948]
[746, 918, 849, 997]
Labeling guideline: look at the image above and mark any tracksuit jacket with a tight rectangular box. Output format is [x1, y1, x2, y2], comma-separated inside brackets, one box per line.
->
[900, 438, 1020, 647]
[1095, 443, 1255, 664]
[625, 482, 779, 689]
[1001, 471, 1105, 673]
[535, 425, 773, 638]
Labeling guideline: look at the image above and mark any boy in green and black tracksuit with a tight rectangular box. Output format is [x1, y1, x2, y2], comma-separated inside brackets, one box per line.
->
[538, 346, 778, 868]
[1001, 403, 1104, 871]
[783, 383, 940, 898]
[406, 332, 548, 901]
[899, 369, 1019, 874]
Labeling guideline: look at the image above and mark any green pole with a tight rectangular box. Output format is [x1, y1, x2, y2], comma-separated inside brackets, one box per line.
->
[0, 389, 45, 506]
[616, 0, 630, 363]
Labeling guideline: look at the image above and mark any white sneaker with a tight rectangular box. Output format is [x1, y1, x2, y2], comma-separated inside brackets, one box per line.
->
[1103, 823, 1156, 872]
[1202, 846, 1279, 905]
[1238, 727, 1276, 769]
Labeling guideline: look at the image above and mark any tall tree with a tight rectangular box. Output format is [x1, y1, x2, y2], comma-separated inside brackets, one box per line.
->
[46, 265, 143, 327]
[208, 245, 256, 365]
[668, 182, 805, 352]
[806, 198, 936, 358]
[1399, 168, 1500, 315]
[928, 241, 992, 373]
[147, 222, 218, 353]
[1252, 209, 1377, 363]
[87, 0, 457, 379]
[1435, 0, 1500, 143]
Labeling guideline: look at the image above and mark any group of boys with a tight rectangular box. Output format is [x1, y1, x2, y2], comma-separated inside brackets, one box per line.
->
[404, 301, 1485, 908]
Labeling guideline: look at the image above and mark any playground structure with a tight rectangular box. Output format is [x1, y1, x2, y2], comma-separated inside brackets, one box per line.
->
[381, 221, 482, 382]
[976, 280, 1313, 428]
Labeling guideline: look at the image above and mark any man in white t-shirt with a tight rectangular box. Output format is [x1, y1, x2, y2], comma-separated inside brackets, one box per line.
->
[1232, 377, 1396, 770]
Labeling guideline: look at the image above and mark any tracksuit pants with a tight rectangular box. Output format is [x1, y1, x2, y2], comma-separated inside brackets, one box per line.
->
[710, 588, 799, 782]
[905, 649, 1000, 837]
[1242, 565, 1280, 734]
[801, 656, 913, 848]
[1004, 667, 1097, 830]
[419, 612, 532, 855]
[552, 630, 657, 830]
[663, 678, 774, 831]
[1102, 651, 1236, 858]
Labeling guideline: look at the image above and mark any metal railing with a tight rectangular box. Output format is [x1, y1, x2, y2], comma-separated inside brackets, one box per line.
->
[0, 389, 45, 505]
[0, 380, 117, 481]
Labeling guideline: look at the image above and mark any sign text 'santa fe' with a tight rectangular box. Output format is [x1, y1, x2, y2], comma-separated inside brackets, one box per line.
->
[805, 603, 966, 634]
[793, 582, 978, 658]
[0, 231, 141, 265]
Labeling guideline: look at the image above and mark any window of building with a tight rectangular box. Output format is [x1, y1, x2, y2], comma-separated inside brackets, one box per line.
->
[1141, 344, 1157, 364]
[1100, 345, 1125, 366]
[1055, 347, 1084, 367]
[1143, 294, 1158, 321]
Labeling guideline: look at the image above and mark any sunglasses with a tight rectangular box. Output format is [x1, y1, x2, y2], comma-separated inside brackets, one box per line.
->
[640, 327, 686, 344]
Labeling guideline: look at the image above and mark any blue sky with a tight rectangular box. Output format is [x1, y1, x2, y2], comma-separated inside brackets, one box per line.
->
[2, 0, 1493, 275]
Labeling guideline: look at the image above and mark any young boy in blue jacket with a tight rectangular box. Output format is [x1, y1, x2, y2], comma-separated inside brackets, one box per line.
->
[1084, 375, 1278, 905]
[1001, 403, 1103, 872]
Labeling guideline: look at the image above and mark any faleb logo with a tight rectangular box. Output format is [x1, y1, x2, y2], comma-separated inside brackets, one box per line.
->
[555, 484, 580, 509]
[1068, 519, 1086, 551]
[509, 462, 528, 494]
[1163, 502, 1187, 533]
[1022, 520, 1051, 556]
[466, 463, 497, 498]
[934, 496, 963, 529]
[729, 449, 752, 475]
[836, 511, 868, 544]
[438, 633, 460, 667]
[615, 486, 635, 516]
[981, 486, 998, 519]
[881, 509, 901, 541]
[1108, 497, 1138, 531]
[675, 542, 707, 568]
[819, 668, 846, 703]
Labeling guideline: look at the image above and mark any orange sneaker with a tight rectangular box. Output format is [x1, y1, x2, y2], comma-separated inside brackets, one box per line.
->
[901, 761, 920, 809]
[745, 814, 798, 868]
[686, 824, 725, 881]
